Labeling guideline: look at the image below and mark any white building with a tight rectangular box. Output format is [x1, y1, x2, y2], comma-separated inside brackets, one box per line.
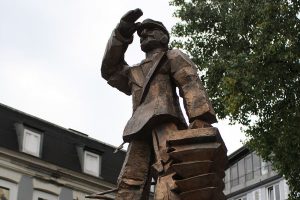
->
[224, 146, 290, 200]
[0, 103, 126, 200]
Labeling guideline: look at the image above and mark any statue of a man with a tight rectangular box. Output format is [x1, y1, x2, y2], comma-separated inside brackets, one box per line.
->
[101, 9, 226, 200]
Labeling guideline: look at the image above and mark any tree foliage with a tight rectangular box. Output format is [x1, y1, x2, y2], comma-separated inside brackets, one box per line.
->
[170, 0, 300, 198]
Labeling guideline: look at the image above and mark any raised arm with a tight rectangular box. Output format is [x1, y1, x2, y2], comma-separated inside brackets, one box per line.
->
[101, 9, 143, 95]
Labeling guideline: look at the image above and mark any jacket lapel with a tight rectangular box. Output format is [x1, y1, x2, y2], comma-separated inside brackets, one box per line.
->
[130, 67, 144, 88]
[137, 51, 166, 106]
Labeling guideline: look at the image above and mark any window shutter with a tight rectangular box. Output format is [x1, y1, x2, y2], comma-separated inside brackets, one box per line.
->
[253, 189, 261, 200]
[22, 129, 41, 157]
[83, 151, 101, 177]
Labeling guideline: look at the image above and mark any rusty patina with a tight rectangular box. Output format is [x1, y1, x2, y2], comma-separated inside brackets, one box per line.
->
[91, 8, 228, 200]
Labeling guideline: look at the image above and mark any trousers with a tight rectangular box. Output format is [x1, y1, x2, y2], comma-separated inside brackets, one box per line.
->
[115, 122, 180, 200]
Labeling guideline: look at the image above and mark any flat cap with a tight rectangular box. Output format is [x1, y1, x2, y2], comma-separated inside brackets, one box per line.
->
[137, 18, 169, 38]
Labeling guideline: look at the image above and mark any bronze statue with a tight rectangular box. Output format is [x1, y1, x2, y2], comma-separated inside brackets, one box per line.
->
[91, 8, 227, 200]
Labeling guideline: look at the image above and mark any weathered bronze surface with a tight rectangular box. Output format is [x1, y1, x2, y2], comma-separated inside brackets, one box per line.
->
[167, 127, 223, 145]
[175, 173, 224, 192]
[91, 8, 228, 200]
[180, 187, 226, 200]
[172, 161, 225, 178]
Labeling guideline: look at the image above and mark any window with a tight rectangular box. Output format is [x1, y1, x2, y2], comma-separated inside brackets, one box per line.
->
[22, 128, 42, 157]
[224, 169, 230, 190]
[267, 185, 280, 200]
[253, 189, 261, 200]
[0, 179, 18, 200]
[84, 151, 101, 177]
[0, 186, 9, 200]
[283, 180, 289, 199]
[238, 159, 245, 184]
[261, 160, 269, 175]
[252, 153, 260, 177]
[33, 190, 57, 200]
[150, 178, 156, 195]
[15, 123, 43, 157]
[230, 163, 239, 187]
[245, 155, 254, 181]
[236, 196, 247, 200]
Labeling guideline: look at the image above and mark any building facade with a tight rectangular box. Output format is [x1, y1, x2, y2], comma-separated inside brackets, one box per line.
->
[224, 146, 290, 200]
[0, 103, 126, 200]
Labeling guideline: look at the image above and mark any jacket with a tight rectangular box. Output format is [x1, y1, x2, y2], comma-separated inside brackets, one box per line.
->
[101, 29, 217, 142]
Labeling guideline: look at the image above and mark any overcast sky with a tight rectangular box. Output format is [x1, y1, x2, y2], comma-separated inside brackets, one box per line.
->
[0, 0, 245, 154]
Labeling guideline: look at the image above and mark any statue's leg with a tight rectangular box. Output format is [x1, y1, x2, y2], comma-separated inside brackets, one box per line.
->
[116, 137, 152, 200]
[152, 123, 180, 200]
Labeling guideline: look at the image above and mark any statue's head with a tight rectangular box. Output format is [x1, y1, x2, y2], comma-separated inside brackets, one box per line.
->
[137, 19, 169, 53]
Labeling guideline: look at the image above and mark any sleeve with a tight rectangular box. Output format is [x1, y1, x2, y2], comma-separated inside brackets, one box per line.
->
[101, 28, 133, 95]
[168, 49, 217, 124]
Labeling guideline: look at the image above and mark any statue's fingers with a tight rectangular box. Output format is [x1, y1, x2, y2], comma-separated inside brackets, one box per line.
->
[122, 8, 143, 22]
[131, 8, 143, 22]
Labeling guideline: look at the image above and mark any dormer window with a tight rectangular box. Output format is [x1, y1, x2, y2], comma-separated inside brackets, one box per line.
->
[83, 151, 101, 177]
[76, 145, 102, 177]
[15, 123, 43, 157]
[22, 128, 42, 157]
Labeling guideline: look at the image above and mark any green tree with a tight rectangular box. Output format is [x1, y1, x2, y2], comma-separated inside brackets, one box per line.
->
[170, 0, 300, 198]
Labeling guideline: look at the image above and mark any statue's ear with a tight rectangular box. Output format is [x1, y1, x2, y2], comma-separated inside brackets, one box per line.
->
[160, 34, 169, 46]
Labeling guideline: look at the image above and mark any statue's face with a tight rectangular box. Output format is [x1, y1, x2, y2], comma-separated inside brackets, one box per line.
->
[139, 28, 168, 53]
